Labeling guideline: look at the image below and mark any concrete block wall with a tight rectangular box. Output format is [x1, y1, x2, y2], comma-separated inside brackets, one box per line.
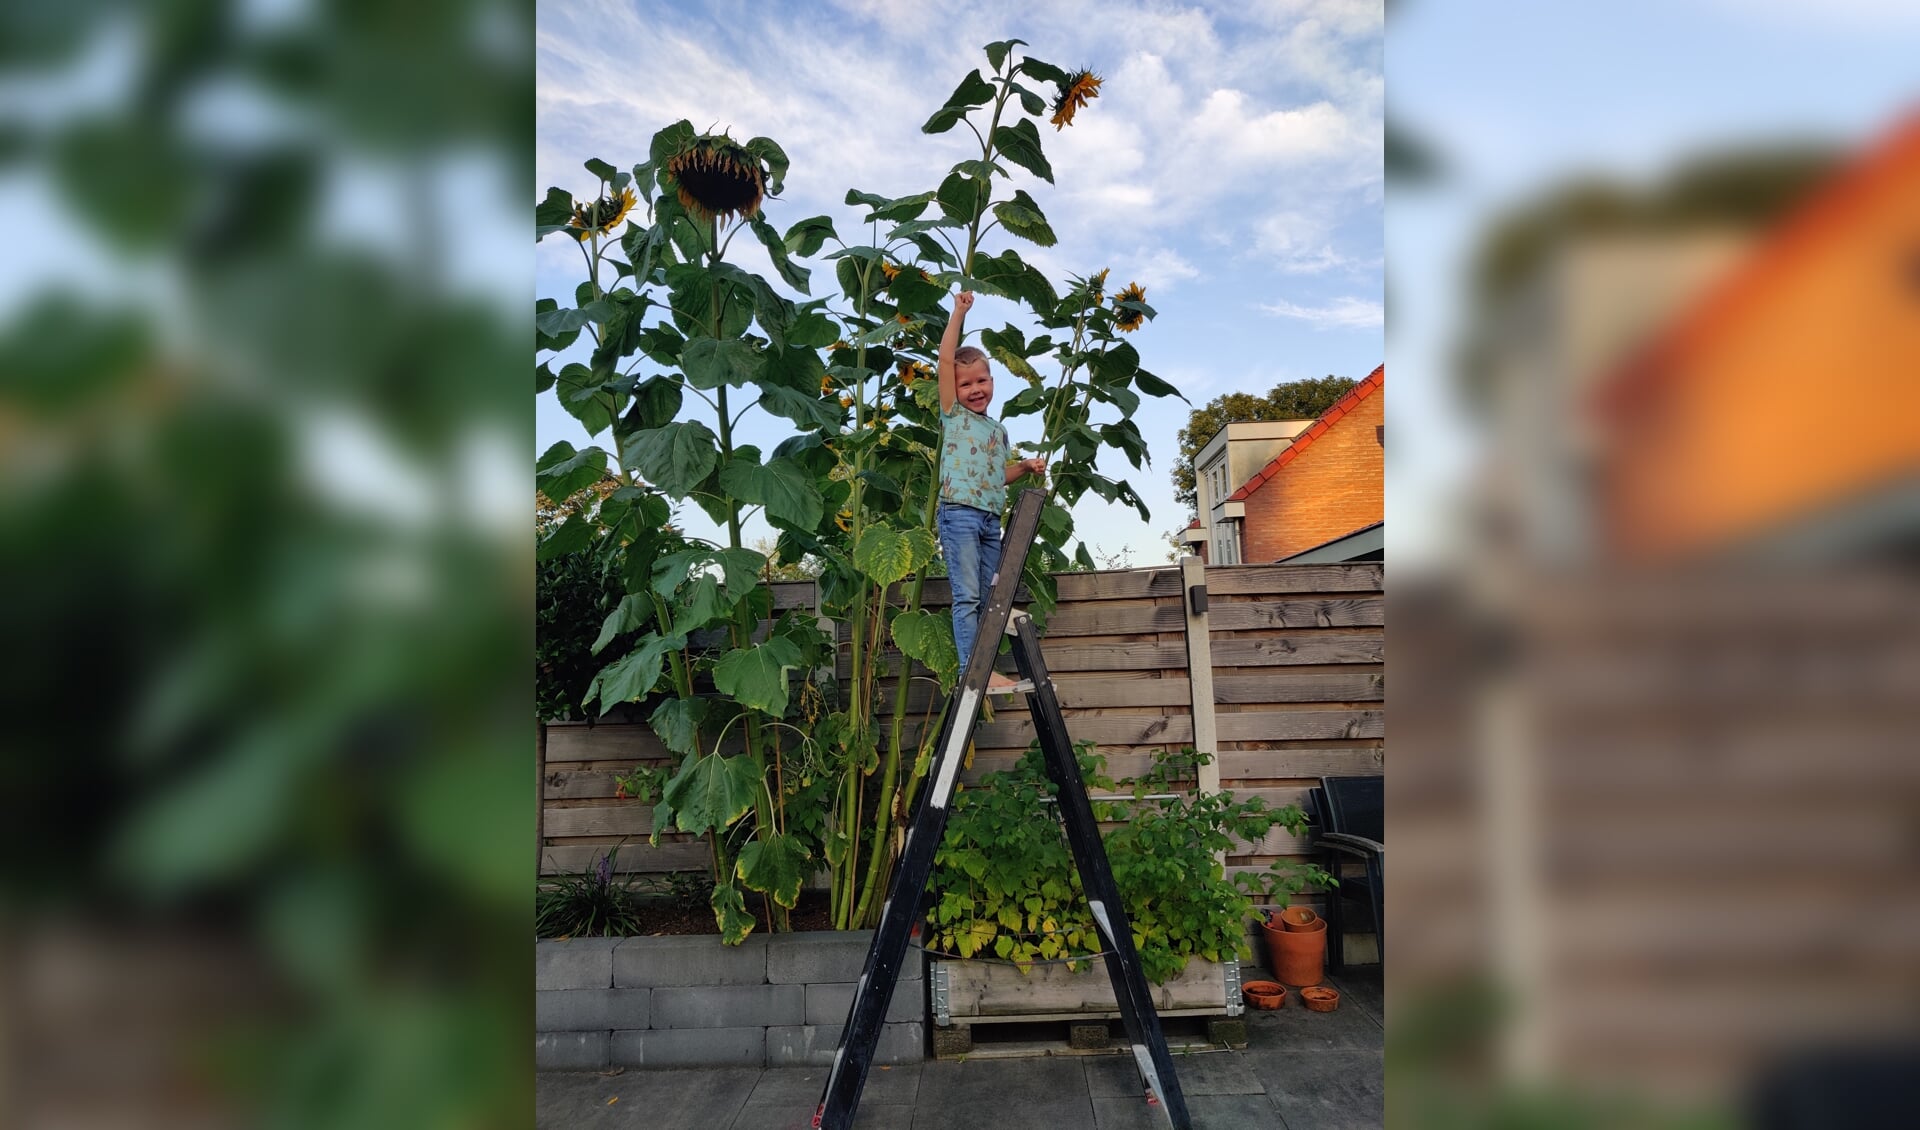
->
[535, 931, 925, 1069]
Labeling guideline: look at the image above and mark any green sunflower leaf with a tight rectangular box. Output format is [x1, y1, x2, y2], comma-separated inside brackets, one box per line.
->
[1009, 81, 1046, 116]
[681, 337, 762, 390]
[584, 156, 618, 182]
[536, 361, 555, 393]
[663, 752, 761, 838]
[749, 216, 810, 294]
[936, 171, 989, 225]
[853, 523, 915, 586]
[924, 69, 995, 135]
[536, 187, 576, 241]
[626, 374, 683, 430]
[720, 454, 824, 531]
[991, 191, 1057, 247]
[904, 526, 939, 573]
[710, 881, 755, 944]
[757, 383, 844, 431]
[991, 119, 1054, 183]
[1020, 57, 1067, 85]
[711, 637, 804, 717]
[590, 593, 653, 656]
[536, 441, 610, 502]
[743, 136, 789, 195]
[536, 514, 592, 563]
[736, 832, 811, 909]
[648, 697, 708, 758]
[715, 548, 767, 601]
[983, 38, 1026, 74]
[890, 608, 959, 688]
[554, 363, 612, 436]
[783, 215, 837, 257]
[1132, 368, 1185, 400]
[625, 420, 719, 497]
[581, 631, 687, 712]
[674, 573, 730, 634]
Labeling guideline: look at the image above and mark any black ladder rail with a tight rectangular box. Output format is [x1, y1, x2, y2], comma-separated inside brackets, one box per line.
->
[1010, 610, 1191, 1129]
[814, 490, 1046, 1130]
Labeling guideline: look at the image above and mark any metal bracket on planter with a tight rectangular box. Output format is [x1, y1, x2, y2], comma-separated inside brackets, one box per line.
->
[1222, 957, 1244, 1017]
[929, 962, 951, 1027]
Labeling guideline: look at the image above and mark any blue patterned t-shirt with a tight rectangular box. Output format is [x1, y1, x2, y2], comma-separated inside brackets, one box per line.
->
[940, 402, 1008, 513]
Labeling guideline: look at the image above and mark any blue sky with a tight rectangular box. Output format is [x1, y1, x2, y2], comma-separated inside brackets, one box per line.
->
[1385, 0, 1920, 566]
[536, 0, 1385, 563]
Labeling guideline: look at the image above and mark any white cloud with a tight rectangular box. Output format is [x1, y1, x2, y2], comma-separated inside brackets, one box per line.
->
[1258, 295, 1383, 329]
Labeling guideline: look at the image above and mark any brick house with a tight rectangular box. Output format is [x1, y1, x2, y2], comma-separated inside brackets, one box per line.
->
[1592, 114, 1920, 562]
[1218, 365, 1384, 563]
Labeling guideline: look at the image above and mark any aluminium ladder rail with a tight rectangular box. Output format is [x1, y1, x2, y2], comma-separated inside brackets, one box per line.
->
[814, 489, 1190, 1130]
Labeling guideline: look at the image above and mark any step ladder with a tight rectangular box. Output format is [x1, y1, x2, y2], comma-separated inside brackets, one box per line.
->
[815, 489, 1191, 1130]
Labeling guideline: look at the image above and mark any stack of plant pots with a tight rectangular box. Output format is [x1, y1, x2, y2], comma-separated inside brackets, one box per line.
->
[1262, 905, 1327, 989]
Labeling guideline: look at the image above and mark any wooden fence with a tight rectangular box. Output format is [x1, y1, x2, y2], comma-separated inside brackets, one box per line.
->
[539, 562, 1385, 912]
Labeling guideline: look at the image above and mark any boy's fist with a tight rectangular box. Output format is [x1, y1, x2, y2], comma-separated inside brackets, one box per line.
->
[1022, 457, 1047, 479]
[953, 291, 975, 314]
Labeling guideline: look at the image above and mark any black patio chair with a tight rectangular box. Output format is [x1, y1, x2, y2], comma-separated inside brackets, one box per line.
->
[1311, 774, 1383, 971]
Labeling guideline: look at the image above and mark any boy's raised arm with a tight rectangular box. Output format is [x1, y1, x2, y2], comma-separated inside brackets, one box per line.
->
[937, 290, 973, 414]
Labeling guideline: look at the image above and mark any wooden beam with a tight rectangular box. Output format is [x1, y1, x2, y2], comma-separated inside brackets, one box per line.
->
[1208, 633, 1383, 666]
[1205, 564, 1383, 594]
[1180, 556, 1222, 821]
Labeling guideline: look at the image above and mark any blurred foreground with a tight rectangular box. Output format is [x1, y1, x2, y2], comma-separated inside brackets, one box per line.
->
[1390, 13, 1920, 1124]
[1, 2, 531, 1127]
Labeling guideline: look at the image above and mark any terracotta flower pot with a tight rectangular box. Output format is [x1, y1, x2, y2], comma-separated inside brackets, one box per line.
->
[1263, 920, 1326, 988]
[1279, 906, 1321, 932]
[1241, 980, 1286, 1010]
[1301, 986, 1341, 1013]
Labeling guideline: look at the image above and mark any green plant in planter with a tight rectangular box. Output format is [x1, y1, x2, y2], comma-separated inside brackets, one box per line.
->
[928, 743, 1333, 984]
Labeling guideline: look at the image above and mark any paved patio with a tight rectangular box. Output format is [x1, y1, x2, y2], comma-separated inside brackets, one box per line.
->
[536, 964, 1383, 1129]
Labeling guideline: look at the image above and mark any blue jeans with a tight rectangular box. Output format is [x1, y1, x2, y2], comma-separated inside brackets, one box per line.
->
[937, 503, 1003, 680]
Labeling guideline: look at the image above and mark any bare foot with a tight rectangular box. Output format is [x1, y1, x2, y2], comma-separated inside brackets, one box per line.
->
[986, 673, 1021, 691]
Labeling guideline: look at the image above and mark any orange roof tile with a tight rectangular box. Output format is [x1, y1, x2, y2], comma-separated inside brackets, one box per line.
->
[1227, 365, 1385, 502]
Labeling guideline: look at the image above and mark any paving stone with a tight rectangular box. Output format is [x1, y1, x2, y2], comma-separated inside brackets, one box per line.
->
[535, 1031, 608, 1071]
[765, 1022, 924, 1067]
[730, 1101, 913, 1129]
[537, 1065, 758, 1129]
[1094, 1092, 1286, 1130]
[1326, 966, 1384, 1029]
[1247, 1049, 1384, 1130]
[651, 983, 804, 1029]
[1085, 1050, 1265, 1097]
[536, 938, 619, 990]
[911, 1057, 1096, 1129]
[611, 1026, 766, 1068]
[805, 980, 924, 1025]
[1241, 984, 1385, 1052]
[535, 988, 649, 1032]
[615, 934, 768, 988]
[745, 1063, 922, 1108]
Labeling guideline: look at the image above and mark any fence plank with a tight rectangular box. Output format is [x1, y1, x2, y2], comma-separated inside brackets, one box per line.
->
[543, 805, 658, 838]
[1208, 634, 1383, 666]
[1054, 568, 1184, 601]
[1208, 598, 1385, 630]
[541, 841, 710, 875]
[543, 723, 670, 762]
[1216, 710, 1385, 742]
[1205, 564, 1383, 594]
[872, 672, 1192, 715]
[1217, 748, 1384, 780]
[1043, 601, 1185, 637]
[1213, 672, 1383, 704]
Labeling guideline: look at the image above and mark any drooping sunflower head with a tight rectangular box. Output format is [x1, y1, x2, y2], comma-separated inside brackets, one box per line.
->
[566, 186, 637, 240]
[665, 133, 767, 223]
[1113, 281, 1147, 332]
[1049, 68, 1104, 131]
[1087, 267, 1111, 305]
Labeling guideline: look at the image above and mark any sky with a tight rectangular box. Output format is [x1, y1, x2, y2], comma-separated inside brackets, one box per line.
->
[535, 0, 1385, 564]
[1384, 0, 1920, 567]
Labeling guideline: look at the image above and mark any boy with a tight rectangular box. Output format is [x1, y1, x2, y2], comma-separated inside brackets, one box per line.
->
[938, 290, 1046, 692]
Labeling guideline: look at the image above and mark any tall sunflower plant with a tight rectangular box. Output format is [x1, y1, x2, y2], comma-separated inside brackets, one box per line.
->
[537, 125, 844, 943]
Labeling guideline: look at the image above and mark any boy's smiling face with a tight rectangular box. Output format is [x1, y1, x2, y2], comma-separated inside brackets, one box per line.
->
[956, 359, 994, 414]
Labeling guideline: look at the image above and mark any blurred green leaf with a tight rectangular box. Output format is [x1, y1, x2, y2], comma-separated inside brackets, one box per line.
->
[711, 637, 803, 716]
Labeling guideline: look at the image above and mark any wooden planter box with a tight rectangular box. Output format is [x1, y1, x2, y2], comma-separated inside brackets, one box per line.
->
[927, 956, 1244, 1058]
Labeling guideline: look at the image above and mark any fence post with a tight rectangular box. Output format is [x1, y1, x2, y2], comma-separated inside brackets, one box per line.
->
[1179, 557, 1221, 814]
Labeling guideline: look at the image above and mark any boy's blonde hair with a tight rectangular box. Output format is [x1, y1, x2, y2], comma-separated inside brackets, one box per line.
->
[952, 345, 989, 374]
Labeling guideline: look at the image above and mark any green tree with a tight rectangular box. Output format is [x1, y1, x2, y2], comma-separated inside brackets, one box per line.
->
[1171, 375, 1359, 513]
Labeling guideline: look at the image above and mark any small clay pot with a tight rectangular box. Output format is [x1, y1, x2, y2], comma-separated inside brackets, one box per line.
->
[1300, 986, 1340, 1013]
[1278, 906, 1321, 932]
[1242, 980, 1286, 1010]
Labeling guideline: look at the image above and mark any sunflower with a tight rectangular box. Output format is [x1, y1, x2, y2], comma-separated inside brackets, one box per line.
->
[1049, 69, 1103, 130]
[1113, 281, 1147, 332]
[1088, 267, 1111, 305]
[665, 133, 766, 223]
[566, 186, 637, 240]
[880, 261, 901, 282]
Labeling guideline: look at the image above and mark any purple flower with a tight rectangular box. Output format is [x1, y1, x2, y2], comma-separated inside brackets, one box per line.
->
[595, 853, 612, 888]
